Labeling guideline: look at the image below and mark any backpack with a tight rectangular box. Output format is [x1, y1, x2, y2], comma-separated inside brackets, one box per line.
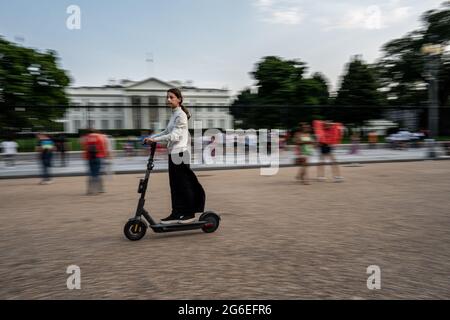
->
[86, 135, 98, 160]
[88, 143, 97, 159]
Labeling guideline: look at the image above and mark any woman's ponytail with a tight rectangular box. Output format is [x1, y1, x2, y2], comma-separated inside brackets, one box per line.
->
[180, 103, 191, 120]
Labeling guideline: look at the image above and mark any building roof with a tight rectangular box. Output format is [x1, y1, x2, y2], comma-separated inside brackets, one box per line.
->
[69, 77, 228, 93]
[124, 77, 174, 89]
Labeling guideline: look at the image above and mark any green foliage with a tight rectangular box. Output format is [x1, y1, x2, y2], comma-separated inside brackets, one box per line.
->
[377, 2, 450, 107]
[0, 36, 71, 131]
[231, 56, 330, 129]
[334, 56, 384, 124]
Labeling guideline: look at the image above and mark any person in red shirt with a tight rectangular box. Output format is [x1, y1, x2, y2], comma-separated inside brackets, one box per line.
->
[313, 120, 344, 182]
[81, 128, 109, 195]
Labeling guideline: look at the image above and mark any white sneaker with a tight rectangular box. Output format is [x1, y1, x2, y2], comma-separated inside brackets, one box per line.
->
[334, 176, 344, 182]
[178, 215, 196, 224]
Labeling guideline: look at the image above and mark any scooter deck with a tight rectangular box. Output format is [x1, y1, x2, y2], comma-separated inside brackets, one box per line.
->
[150, 220, 206, 233]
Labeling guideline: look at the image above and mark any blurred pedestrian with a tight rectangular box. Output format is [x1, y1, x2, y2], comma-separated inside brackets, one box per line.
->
[1, 136, 18, 167]
[294, 123, 314, 184]
[82, 128, 108, 195]
[124, 136, 135, 157]
[267, 129, 272, 155]
[209, 135, 216, 157]
[313, 120, 344, 182]
[139, 131, 150, 156]
[103, 134, 115, 179]
[36, 133, 55, 184]
[349, 130, 360, 155]
[55, 133, 68, 167]
[368, 130, 378, 149]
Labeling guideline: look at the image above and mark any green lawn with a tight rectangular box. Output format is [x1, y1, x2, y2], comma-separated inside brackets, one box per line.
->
[14, 138, 82, 152]
[13, 137, 138, 152]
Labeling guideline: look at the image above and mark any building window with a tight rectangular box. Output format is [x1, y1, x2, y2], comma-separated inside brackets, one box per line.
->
[101, 120, 109, 130]
[133, 108, 142, 129]
[73, 120, 81, 132]
[208, 107, 213, 112]
[148, 96, 158, 105]
[208, 119, 214, 128]
[131, 97, 142, 128]
[220, 119, 225, 129]
[131, 96, 141, 106]
[101, 103, 108, 112]
[115, 119, 123, 129]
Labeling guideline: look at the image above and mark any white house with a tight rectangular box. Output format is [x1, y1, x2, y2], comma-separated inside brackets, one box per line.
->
[63, 77, 233, 133]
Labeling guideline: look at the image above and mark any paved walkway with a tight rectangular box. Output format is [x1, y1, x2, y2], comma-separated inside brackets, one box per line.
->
[0, 161, 449, 299]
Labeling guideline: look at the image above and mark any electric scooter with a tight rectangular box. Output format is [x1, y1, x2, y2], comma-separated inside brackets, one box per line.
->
[123, 142, 221, 241]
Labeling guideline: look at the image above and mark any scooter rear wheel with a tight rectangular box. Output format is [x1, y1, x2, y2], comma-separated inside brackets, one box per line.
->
[124, 220, 147, 241]
[200, 212, 220, 233]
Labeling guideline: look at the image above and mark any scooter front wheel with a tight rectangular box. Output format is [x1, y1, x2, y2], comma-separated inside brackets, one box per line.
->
[124, 220, 147, 241]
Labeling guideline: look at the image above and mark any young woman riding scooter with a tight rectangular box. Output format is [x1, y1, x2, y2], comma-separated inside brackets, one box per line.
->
[144, 88, 206, 224]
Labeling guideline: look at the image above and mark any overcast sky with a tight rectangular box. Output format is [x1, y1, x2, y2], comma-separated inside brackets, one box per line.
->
[0, 0, 446, 96]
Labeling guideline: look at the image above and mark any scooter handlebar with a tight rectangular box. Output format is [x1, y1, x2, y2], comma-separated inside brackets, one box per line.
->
[149, 141, 157, 159]
[142, 141, 157, 161]
[142, 139, 157, 147]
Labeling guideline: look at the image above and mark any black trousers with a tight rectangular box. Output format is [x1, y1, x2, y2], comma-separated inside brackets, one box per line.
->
[168, 151, 205, 217]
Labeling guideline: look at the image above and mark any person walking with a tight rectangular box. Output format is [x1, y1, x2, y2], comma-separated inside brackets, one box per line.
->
[36, 133, 55, 184]
[82, 128, 108, 195]
[1, 136, 18, 167]
[55, 133, 68, 167]
[294, 123, 314, 184]
[313, 120, 344, 182]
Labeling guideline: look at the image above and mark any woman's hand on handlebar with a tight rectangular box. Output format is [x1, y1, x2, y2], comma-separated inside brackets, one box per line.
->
[143, 137, 156, 145]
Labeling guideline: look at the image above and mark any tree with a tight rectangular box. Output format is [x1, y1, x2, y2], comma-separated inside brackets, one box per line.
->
[229, 88, 259, 128]
[251, 56, 306, 105]
[377, 30, 429, 106]
[0, 36, 71, 132]
[334, 55, 383, 124]
[295, 72, 330, 105]
[231, 56, 330, 129]
[377, 1, 450, 134]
